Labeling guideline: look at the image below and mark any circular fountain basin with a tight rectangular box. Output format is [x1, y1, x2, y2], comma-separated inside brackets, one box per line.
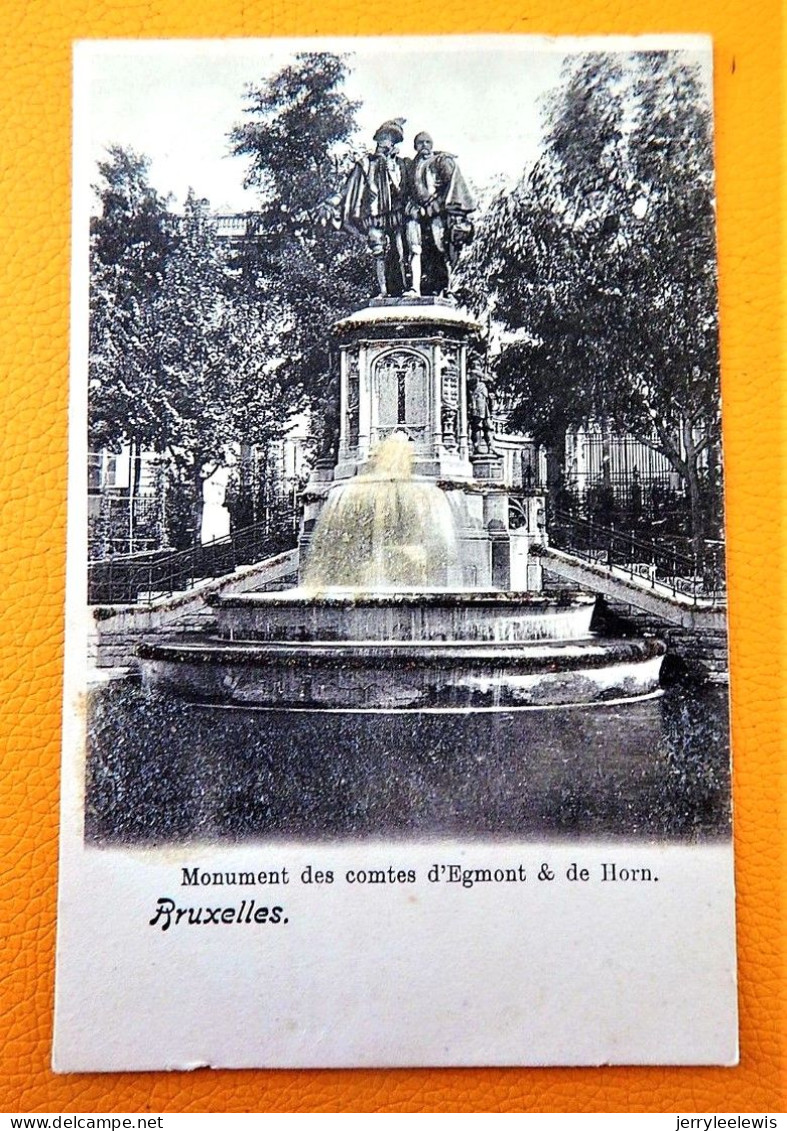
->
[209, 589, 597, 644]
[138, 589, 666, 710]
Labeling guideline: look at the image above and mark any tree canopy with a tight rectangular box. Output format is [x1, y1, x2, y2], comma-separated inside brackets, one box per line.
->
[88, 147, 178, 455]
[461, 51, 721, 548]
[89, 54, 371, 546]
[89, 150, 304, 542]
[230, 52, 370, 414]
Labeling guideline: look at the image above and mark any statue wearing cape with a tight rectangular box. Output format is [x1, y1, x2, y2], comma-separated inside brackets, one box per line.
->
[334, 121, 476, 298]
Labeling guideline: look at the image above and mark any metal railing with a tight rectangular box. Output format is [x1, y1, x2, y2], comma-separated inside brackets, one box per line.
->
[548, 510, 726, 606]
[88, 520, 297, 606]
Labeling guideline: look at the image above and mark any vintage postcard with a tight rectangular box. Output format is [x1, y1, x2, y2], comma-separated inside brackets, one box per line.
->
[54, 35, 737, 1071]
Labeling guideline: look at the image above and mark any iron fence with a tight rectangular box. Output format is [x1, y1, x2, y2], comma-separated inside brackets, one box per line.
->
[548, 510, 726, 605]
[88, 519, 297, 606]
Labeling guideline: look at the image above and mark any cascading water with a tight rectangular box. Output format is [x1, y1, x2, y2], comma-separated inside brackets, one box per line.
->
[301, 433, 457, 592]
[139, 416, 665, 708]
[136, 330, 664, 705]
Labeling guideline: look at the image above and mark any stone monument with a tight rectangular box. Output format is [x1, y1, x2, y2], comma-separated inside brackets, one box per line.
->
[320, 119, 476, 299]
[139, 122, 666, 709]
[302, 118, 547, 591]
[299, 298, 545, 591]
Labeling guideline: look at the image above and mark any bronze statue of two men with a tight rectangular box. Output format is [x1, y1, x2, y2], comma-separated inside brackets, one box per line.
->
[327, 118, 476, 299]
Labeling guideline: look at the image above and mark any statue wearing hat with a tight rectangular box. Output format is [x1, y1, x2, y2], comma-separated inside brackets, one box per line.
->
[467, 359, 496, 455]
[335, 118, 409, 298]
[403, 130, 476, 297]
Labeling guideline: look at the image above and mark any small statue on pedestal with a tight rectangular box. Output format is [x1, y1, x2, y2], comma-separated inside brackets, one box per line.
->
[317, 369, 341, 460]
[468, 366, 496, 456]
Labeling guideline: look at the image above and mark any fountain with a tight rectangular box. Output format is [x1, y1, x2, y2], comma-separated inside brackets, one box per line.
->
[138, 120, 664, 708]
[300, 433, 458, 591]
[139, 331, 664, 711]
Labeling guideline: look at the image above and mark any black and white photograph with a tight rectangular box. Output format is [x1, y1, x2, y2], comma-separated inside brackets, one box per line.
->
[55, 36, 737, 1071]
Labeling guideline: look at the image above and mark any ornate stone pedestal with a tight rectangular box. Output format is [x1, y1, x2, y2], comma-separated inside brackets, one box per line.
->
[331, 298, 478, 482]
[300, 298, 546, 592]
[470, 453, 505, 482]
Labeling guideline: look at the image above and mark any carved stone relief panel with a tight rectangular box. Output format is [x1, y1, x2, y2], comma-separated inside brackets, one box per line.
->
[373, 348, 430, 445]
[440, 343, 460, 450]
[345, 350, 360, 449]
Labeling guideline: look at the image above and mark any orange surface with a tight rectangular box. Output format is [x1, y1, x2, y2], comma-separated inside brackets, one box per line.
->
[0, 0, 783, 1115]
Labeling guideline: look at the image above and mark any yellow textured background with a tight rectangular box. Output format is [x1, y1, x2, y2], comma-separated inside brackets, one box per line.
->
[0, 0, 783, 1114]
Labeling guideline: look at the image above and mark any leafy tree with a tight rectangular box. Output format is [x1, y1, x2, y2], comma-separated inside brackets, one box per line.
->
[154, 192, 299, 539]
[229, 52, 370, 429]
[88, 147, 178, 495]
[612, 53, 721, 559]
[462, 52, 721, 561]
[460, 56, 632, 507]
[90, 146, 175, 286]
[89, 152, 302, 546]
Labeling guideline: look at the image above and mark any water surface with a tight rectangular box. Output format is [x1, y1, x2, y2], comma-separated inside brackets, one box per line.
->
[85, 680, 731, 845]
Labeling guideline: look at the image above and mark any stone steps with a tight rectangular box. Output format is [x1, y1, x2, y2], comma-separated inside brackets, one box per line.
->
[90, 549, 298, 669]
[542, 549, 728, 680]
[603, 597, 728, 679]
